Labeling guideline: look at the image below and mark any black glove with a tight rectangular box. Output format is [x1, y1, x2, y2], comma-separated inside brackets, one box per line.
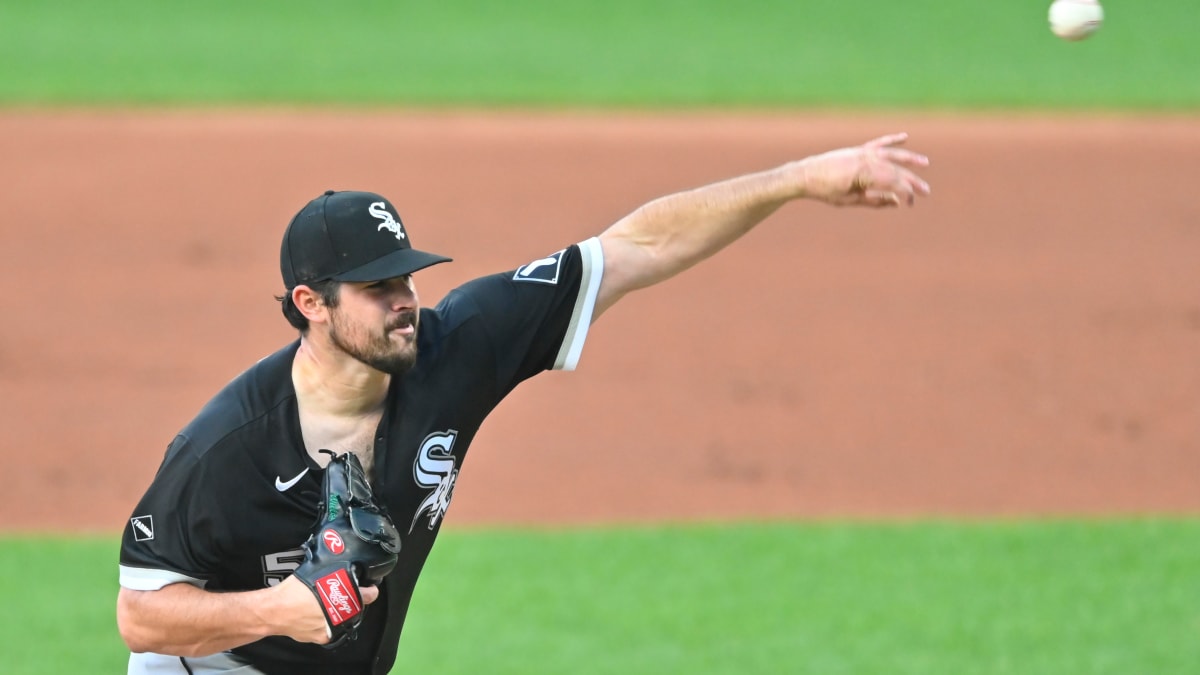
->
[293, 450, 401, 646]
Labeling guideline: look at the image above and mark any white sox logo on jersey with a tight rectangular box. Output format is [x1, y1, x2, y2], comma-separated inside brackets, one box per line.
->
[410, 430, 460, 533]
[513, 249, 564, 285]
[369, 201, 407, 241]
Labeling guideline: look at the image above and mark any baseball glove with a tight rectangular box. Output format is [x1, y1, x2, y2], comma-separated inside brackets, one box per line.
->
[293, 450, 401, 647]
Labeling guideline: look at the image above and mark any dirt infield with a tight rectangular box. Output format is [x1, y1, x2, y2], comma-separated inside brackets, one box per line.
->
[2, 110, 1197, 532]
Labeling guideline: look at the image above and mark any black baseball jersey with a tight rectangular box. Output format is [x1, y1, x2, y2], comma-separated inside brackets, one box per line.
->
[119, 239, 604, 675]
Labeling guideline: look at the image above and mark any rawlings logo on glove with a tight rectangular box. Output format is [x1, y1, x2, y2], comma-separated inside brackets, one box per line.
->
[293, 450, 401, 647]
[316, 569, 362, 626]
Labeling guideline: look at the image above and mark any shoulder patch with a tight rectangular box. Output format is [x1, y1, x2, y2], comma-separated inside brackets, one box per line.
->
[131, 515, 155, 541]
[513, 249, 565, 285]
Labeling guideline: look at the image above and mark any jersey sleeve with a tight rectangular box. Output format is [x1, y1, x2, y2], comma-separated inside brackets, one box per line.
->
[118, 434, 221, 590]
[440, 237, 604, 390]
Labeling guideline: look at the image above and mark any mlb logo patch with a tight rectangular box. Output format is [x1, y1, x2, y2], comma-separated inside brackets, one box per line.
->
[513, 249, 565, 285]
[131, 515, 155, 541]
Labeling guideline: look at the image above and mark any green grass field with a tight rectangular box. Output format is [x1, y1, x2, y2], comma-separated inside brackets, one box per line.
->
[4, 521, 1198, 674]
[0, 0, 1197, 109]
[3, 1, 1197, 673]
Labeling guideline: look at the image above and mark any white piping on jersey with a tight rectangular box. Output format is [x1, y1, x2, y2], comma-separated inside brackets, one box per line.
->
[554, 237, 604, 371]
[119, 564, 208, 591]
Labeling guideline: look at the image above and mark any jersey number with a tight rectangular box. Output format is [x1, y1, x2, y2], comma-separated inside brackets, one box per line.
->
[262, 548, 306, 587]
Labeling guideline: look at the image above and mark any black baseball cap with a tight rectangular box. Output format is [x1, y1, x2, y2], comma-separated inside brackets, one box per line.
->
[280, 190, 452, 289]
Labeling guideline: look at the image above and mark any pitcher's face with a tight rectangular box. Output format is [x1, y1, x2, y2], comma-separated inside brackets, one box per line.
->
[328, 275, 420, 376]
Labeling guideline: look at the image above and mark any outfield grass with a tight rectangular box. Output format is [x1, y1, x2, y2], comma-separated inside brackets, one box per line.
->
[4, 538, 129, 673]
[5, 521, 1197, 674]
[0, 0, 1197, 109]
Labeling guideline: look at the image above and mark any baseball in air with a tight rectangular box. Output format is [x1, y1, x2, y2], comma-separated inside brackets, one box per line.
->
[1048, 0, 1104, 41]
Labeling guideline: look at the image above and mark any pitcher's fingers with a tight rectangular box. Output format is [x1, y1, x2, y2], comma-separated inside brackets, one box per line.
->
[905, 170, 932, 196]
[882, 147, 930, 168]
[886, 166, 931, 196]
[865, 189, 902, 207]
[865, 132, 909, 149]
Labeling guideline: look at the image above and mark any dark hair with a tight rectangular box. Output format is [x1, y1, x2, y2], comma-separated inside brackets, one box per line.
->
[276, 279, 342, 332]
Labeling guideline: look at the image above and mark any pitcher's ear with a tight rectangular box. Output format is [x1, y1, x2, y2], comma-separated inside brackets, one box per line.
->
[292, 285, 329, 324]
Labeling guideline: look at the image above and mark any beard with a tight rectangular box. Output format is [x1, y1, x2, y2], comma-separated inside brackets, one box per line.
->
[329, 309, 419, 376]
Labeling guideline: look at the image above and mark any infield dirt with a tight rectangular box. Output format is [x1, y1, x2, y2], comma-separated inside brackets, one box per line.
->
[2, 110, 1197, 531]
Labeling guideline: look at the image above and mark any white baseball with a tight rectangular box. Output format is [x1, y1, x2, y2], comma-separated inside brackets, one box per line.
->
[1048, 0, 1104, 41]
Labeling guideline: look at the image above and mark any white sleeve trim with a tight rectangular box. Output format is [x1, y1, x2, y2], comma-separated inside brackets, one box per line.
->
[553, 237, 604, 371]
[119, 565, 208, 591]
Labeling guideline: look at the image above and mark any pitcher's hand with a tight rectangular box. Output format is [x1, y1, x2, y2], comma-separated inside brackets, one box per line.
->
[273, 575, 380, 645]
[798, 132, 931, 207]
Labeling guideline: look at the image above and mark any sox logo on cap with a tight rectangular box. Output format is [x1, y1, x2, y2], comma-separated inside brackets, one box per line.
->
[369, 202, 407, 241]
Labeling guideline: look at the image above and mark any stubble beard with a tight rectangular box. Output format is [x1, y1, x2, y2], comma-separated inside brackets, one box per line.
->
[329, 309, 419, 376]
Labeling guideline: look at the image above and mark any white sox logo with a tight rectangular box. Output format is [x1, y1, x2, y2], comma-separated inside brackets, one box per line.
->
[368, 201, 407, 241]
[513, 249, 564, 285]
[410, 430, 459, 533]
